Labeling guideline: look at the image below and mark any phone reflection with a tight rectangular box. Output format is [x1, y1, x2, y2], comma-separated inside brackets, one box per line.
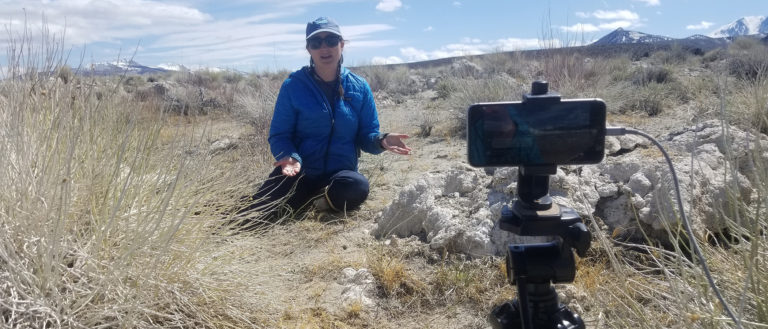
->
[468, 104, 542, 166]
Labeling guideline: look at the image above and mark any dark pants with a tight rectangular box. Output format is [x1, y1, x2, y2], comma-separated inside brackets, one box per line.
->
[244, 167, 370, 216]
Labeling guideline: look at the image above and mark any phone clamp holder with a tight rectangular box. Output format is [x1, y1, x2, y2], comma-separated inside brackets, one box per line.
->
[489, 81, 591, 329]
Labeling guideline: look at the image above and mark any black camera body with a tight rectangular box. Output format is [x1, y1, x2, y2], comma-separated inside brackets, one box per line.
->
[468, 81, 604, 329]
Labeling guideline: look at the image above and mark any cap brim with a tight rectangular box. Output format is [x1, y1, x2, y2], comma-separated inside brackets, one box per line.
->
[306, 29, 342, 39]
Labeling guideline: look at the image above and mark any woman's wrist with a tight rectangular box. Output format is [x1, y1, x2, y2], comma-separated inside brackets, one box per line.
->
[378, 133, 390, 149]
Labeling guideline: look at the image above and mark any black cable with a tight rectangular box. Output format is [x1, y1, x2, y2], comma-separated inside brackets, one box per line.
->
[605, 127, 743, 329]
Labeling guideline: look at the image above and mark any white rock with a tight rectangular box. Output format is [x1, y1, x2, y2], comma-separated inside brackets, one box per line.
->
[339, 268, 376, 307]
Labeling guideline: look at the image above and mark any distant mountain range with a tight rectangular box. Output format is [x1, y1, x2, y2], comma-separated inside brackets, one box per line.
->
[82, 59, 241, 76]
[81, 16, 767, 75]
[594, 16, 767, 46]
[593, 28, 674, 45]
[86, 59, 167, 76]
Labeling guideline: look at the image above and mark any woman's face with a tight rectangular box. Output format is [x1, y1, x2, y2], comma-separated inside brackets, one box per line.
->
[306, 32, 344, 68]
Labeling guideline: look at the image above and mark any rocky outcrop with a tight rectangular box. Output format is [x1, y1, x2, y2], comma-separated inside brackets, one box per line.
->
[373, 120, 767, 255]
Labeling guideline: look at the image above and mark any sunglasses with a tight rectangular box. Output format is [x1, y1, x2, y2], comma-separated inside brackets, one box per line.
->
[307, 35, 342, 49]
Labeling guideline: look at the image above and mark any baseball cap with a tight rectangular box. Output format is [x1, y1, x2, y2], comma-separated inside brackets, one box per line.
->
[306, 17, 342, 39]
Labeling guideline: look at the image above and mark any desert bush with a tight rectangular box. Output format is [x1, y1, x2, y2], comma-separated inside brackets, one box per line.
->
[650, 43, 692, 66]
[536, 51, 598, 95]
[415, 101, 439, 137]
[474, 51, 526, 79]
[121, 75, 146, 93]
[1, 23, 263, 328]
[442, 75, 527, 135]
[728, 73, 768, 134]
[631, 65, 674, 86]
[434, 78, 456, 100]
[233, 83, 279, 137]
[702, 47, 728, 64]
[600, 55, 634, 83]
[619, 82, 670, 116]
[174, 69, 238, 90]
[352, 65, 419, 96]
[727, 37, 768, 82]
[56, 64, 73, 84]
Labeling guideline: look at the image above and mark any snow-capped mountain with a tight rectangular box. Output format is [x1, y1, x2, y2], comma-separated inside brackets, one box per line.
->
[88, 59, 168, 75]
[157, 63, 189, 72]
[762, 18, 768, 34]
[685, 34, 714, 40]
[593, 28, 674, 45]
[84, 60, 243, 76]
[710, 16, 767, 37]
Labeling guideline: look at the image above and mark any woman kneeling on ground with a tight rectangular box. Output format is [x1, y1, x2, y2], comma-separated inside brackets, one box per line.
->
[244, 16, 411, 219]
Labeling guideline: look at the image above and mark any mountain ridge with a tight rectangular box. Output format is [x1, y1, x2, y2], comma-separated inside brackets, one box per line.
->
[710, 16, 767, 38]
[80, 15, 768, 75]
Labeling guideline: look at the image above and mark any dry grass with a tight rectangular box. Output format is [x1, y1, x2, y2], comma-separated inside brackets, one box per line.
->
[2, 21, 768, 329]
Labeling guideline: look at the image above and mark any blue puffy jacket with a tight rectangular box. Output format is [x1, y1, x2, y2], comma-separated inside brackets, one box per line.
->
[268, 66, 385, 178]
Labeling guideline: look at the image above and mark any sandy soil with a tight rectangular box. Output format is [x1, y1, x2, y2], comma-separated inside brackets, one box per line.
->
[204, 87, 696, 328]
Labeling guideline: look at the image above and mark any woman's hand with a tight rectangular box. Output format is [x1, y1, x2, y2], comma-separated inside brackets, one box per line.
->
[381, 133, 412, 155]
[274, 156, 301, 176]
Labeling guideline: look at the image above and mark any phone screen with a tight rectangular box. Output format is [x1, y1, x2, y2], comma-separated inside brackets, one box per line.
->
[467, 99, 606, 167]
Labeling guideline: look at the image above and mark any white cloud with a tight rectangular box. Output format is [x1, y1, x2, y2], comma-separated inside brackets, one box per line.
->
[376, 0, 402, 12]
[400, 47, 431, 61]
[0, 0, 400, 70]
[424, 26, 434, 32]
[497, 38, 560, 50]
[0, 0, 215, 49]
[396, 37, 553, 63]
[453, 1, 462, 7]
[599, 21, 634, 30]
[568, 9, 642, 32]
[560, 23, 600, 33]
[686, 21, 714, 30]
[633, 0, 660, 6]
[592, 10, 639, 21]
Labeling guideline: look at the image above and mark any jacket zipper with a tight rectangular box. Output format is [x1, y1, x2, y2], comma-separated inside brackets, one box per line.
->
[308, 68, 338, 175]
[324, 100, 334, 174]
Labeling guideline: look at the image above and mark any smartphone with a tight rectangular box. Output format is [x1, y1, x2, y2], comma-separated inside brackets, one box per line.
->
[467, 99, 606, 167]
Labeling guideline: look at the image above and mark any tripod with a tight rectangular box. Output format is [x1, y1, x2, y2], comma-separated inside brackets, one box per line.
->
[489, 166, 591, 329]
[489, 82, 592, 329]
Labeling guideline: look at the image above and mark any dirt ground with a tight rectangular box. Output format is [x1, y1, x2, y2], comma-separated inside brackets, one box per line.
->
[203, 87, 696, 328]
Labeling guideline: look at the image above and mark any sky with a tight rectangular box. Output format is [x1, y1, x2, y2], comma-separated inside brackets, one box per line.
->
[1, 0, 767, 72]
